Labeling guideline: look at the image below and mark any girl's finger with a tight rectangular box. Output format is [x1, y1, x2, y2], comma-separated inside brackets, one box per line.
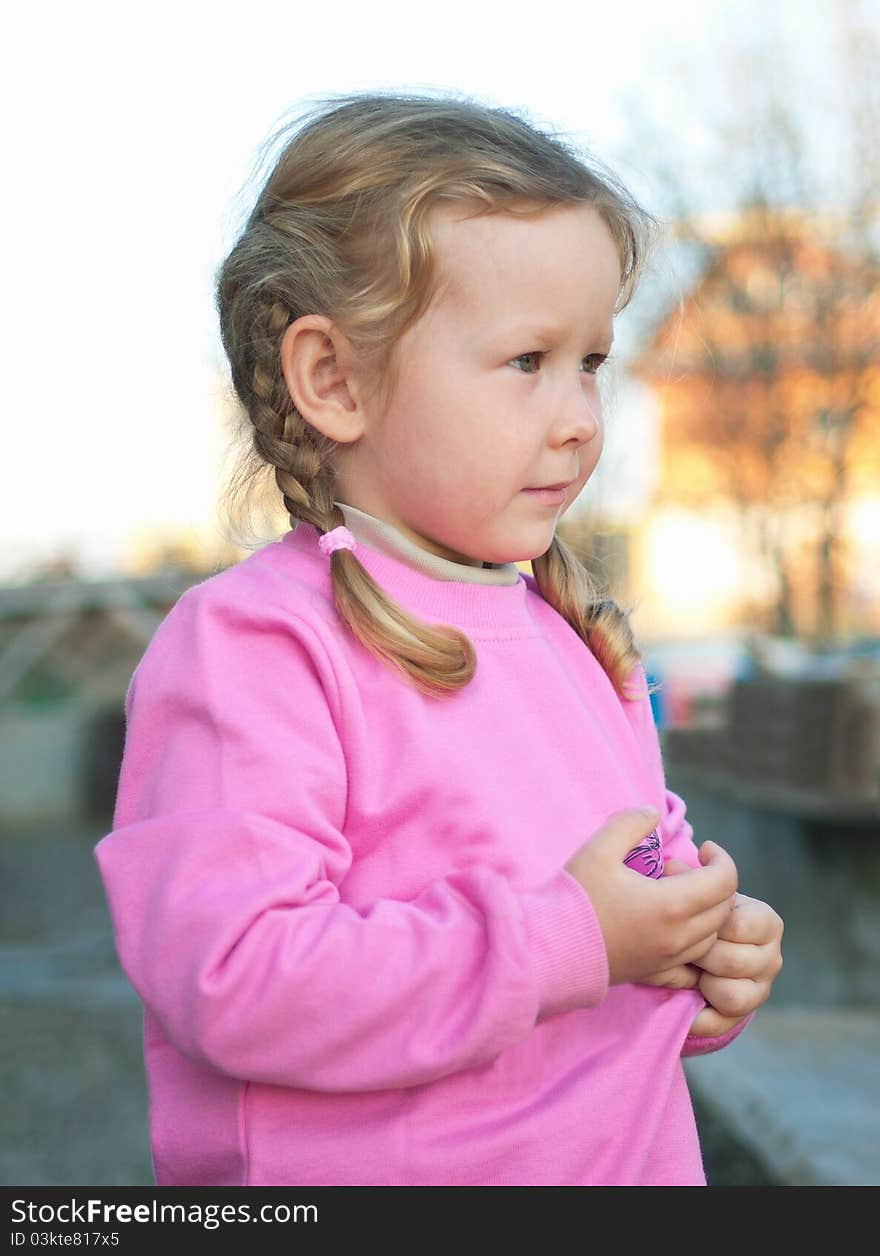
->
[640, 964, 701, 990]
[671, 842, 739, 913]
[670, 899, 737, 963]
[698, 974, 772, 1020]
[688, 1004, 748, 1038]
[690, 938, 770, 981]
[717, 897, 783, 946]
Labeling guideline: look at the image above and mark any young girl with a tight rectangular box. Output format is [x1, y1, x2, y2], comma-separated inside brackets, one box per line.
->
[95, 91, 783, 1187]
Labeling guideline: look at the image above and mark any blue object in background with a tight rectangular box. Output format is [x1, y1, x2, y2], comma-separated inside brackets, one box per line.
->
[645, 670, 666, 728]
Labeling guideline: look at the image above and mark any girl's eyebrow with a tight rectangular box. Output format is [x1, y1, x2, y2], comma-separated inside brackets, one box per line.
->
[495, 318, 614, 351]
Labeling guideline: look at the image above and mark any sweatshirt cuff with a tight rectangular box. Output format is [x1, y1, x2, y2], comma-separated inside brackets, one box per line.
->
[681, 1009, 756, 1057]
[520, 869, 609, 1020]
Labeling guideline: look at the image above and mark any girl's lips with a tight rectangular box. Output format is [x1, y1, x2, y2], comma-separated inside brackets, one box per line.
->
[523, 486, 567, 505]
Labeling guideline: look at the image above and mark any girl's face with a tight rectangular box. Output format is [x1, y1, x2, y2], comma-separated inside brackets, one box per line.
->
[333, 201, 622, 566]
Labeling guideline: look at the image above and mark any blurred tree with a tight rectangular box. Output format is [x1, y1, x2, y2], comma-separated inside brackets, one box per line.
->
[620, 0, 880, 644]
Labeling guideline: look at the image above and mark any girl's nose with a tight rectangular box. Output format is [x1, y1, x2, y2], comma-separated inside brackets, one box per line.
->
[559, 387, 601, 446]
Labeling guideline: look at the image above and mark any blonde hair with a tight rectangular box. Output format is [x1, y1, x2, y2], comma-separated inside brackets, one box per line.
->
[216, 90, 659, 702]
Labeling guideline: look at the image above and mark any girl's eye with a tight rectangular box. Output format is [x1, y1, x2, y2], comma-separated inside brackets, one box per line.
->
[509, 351, 609, 375]
[509, 351, 544, 373]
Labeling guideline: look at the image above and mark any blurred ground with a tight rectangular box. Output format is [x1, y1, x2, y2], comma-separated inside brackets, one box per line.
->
[0, 827, 152, 1187]
[1, 825, 776, 1187]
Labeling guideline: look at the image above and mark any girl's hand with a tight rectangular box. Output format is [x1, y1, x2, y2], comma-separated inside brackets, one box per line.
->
[638, 857, 723, 992]
[686, 890, 784, 1036]
[564, 810, 738, 988]
[640, 859, 784, 1035]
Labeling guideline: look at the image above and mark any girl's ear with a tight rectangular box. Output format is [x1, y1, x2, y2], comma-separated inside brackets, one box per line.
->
[279, 314, 366, 445]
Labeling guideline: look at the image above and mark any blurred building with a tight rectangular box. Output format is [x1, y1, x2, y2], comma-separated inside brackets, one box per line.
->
[628, 207, 880, 642]
[0, 574, 196, 830]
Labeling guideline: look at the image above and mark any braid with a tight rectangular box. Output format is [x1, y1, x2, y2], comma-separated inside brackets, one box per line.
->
[532, 533, 650, 701]
[248, 298, 337, 532]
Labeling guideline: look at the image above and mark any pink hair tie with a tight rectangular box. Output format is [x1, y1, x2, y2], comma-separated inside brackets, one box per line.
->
[318, 525, 357, 557]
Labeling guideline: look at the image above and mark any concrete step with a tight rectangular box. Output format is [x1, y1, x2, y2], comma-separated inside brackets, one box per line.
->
[685, 1006, 880, 1186]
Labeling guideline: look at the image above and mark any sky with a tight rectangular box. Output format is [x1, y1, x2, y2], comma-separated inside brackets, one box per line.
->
[1, 0, 868, 581]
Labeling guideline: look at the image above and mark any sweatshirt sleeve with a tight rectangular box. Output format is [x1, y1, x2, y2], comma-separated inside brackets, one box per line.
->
[95, 581, 609, 1094]
[626, 663, 755, 1058]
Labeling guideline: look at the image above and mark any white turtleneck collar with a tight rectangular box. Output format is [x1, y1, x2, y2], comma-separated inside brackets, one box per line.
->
[333, 501, 522, 586]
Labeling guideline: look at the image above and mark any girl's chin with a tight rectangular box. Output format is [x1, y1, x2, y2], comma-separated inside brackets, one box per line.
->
[506, 535, 560, 567]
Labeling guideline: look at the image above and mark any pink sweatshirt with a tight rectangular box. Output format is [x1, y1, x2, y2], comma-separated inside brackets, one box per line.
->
[95, 516, 751, 1186]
